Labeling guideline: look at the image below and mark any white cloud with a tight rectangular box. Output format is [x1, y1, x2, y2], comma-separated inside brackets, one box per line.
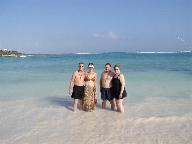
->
[92, 31, 118, 40]
[92, 33, 105, 38]
[177, 36, 185, 42]
[108, 31, 118, 39]
[177, 33, 185, 43]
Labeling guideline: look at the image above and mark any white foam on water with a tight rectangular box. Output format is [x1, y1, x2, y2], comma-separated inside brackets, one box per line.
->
[136, 51, 192, 54]
[75, 52, 98, 55]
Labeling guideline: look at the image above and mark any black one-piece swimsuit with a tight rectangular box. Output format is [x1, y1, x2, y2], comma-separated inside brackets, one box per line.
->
[112, 75, 127, 99]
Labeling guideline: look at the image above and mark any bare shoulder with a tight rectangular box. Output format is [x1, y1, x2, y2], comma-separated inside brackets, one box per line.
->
[94, 72, 97, 76]
[120, 73, 124, 77]
[110, 71, 115, 76]
[73, 70, 78, 75]
[119, 74, 125, 80]
[73, 70, 79, 76]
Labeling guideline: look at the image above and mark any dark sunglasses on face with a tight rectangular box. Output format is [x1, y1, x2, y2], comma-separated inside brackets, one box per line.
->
[114, 69, 119, 71]
[79, 66, 84, 67]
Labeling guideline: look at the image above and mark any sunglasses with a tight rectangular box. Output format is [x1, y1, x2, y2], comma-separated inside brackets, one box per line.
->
[114, 69, 119, 71]
[79, 66, 84, 67]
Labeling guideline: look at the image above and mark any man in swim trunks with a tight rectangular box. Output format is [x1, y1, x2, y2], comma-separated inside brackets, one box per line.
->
[100, 63, 115, 110]
[69, 63, 85, 112]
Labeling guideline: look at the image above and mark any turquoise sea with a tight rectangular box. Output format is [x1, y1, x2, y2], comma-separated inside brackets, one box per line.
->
[0, 52, 191, 102]
[0, 52, 192, 144]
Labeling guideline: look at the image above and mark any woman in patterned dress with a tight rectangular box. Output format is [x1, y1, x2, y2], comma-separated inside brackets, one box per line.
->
[83, 63, 97, 111]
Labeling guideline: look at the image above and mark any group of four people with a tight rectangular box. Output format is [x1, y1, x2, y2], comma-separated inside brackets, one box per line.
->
[69, 63, 127, 113]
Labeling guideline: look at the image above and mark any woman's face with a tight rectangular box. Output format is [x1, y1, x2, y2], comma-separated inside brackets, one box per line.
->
[114, 67, 120, 75]
[88, 65, 94, 72]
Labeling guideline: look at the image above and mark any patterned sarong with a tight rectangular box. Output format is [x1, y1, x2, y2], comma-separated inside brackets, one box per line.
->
[83, 85, 96, 111]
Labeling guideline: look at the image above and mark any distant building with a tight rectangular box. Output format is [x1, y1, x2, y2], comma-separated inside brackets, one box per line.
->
[3, 49, 8, 51]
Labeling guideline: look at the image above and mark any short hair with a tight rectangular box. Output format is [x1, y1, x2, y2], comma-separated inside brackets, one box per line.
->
[105, 63, 111, 67]
[79, 62, 84, 65]
[114, 64, 120, 69]
[88, 63, 94, 66]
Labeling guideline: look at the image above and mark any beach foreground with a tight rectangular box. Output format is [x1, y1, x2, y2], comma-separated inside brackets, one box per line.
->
[1, 96, 192, 144]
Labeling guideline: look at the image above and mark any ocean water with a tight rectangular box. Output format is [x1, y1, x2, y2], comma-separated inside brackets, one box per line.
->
[0, 52, 191, 101]
[0, 52, 192, 144]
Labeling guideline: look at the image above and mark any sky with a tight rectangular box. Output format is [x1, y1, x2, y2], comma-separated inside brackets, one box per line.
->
[0, 0, 191, 54]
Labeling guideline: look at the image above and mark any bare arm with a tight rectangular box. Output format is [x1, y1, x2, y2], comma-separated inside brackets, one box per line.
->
[94, 73, 97, 98]
[119, 74, 125, 98]
[100, 73, 103, 89]
[69, 71, 76, 96]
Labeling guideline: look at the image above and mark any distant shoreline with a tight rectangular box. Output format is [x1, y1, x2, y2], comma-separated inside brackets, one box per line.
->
[0, 50, 191, 57]
[0, 49, 27, 58]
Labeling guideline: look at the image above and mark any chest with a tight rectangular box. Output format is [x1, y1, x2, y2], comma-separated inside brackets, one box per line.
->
[75, 72, 85, 79]
[102, 73, 113, 80]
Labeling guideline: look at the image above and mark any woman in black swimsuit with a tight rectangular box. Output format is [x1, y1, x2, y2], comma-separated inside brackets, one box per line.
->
[112, 64, 127, 113]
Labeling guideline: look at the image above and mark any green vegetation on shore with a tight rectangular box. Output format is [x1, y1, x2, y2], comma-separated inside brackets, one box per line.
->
[0, 49, 26, 57]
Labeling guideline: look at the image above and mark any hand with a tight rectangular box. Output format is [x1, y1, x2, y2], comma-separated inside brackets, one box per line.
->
[119, 93, 122, 99]
[94, 99, 98, 105]
[69, 88, 72, 96]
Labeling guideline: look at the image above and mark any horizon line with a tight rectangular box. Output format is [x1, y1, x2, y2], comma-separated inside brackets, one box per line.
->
[21, 50, 192, 55]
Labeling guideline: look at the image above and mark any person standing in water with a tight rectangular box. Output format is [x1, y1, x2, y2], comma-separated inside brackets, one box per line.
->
[69, 63, 85, 112]
[100, 63, 115, 110]
[83, 63, 97, 112]
[112, 64, 127, 113]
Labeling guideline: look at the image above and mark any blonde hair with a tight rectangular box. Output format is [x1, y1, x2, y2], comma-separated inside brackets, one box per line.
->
[114, 64, 120, 70]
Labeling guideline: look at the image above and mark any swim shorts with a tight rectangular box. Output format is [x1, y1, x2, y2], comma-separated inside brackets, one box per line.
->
[100, 87, 114, 101]
[71, 85, 85, 100]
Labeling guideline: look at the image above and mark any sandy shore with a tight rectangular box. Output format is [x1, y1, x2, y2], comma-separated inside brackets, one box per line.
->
[0, 97, 192, 144]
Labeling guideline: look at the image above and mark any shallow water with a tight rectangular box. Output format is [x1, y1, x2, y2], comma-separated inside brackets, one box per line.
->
[0, 52, 192, 143]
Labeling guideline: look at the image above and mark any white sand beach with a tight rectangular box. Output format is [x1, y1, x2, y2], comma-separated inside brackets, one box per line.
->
[1, 96, 192, 144]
